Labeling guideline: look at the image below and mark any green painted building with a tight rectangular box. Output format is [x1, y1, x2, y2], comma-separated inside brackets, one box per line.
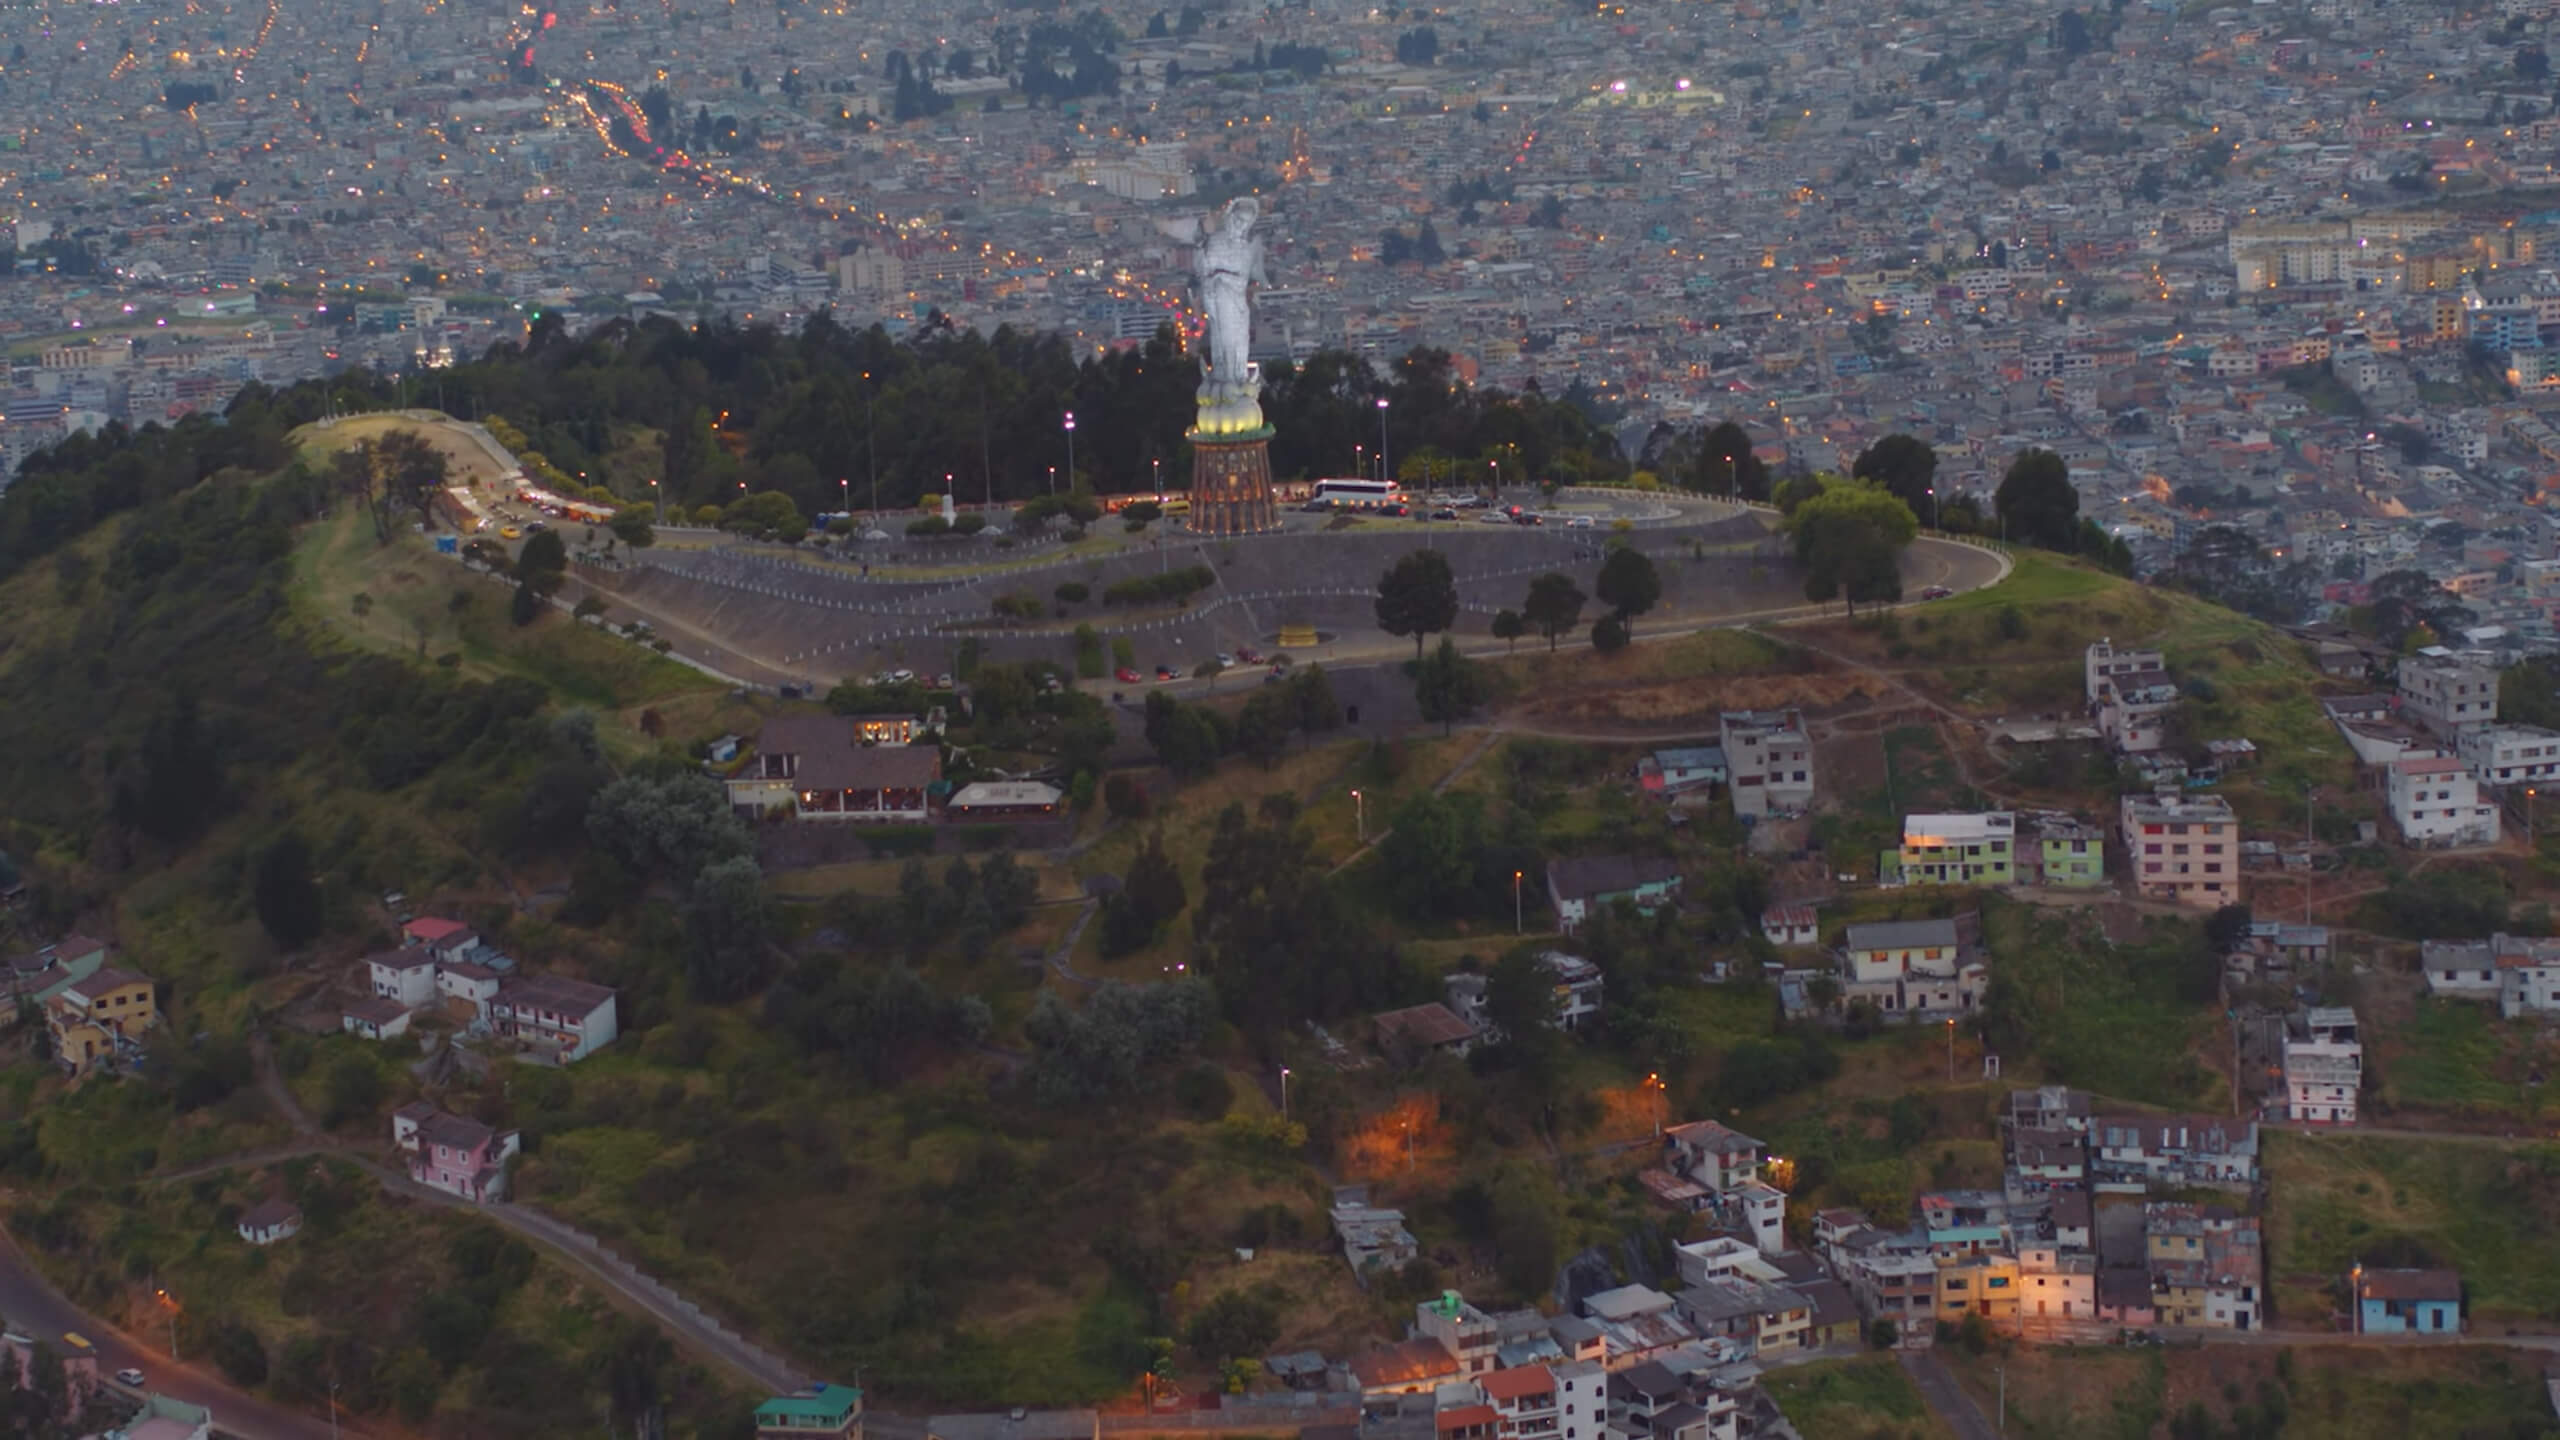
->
[757, 1385, 862, 1440]
[2028, 817, 2107, 888]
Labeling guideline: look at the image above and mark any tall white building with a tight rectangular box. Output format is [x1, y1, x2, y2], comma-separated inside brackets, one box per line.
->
[2283, 1007, 2361, 1125]
[2384, 755, 2500, 847]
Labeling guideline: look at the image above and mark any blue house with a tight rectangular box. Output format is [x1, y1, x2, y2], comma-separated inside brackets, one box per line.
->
[2352, 1266, 2460, 1335]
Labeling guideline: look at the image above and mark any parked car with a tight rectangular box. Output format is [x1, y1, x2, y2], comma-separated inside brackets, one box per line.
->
[1432, 507, 1459, 520]
[1154, 665, 1176, 681]
[114, 1370, 144, 1388]
[888, 669, 916, 684]
[499, 525, 521, 540]
[1116, 667, 1142, 684]
[1214, 652, 1234, 668]
[1236, 647, 1262, 664]
[1919, 585, 1953, 600]
[933, 672, 955, 689]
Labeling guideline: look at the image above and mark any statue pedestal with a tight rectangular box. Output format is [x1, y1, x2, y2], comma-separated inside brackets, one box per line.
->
[1190, 426, 1277, 537]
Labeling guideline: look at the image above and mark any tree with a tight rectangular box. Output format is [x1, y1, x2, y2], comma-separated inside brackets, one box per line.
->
[1234, 690, 1291, 767]
[1289, 665, 1342, 740]
[1413, 636, 1485, 735]
[516, 528, 569, 596]
[586, 772, 754, 880]
[1694, 420, 1769, 500]
[1522, 572, 1587, 651]
[1595, 546, 1661, 635]
[610, 508, 655, 548]
[1851, 434, 1940, 520]
[1789, 475, 1918, 617]
[1591, 614, 1630, 653]
[1376, 549, 1459, 659]
[1491, 608, 1525, 652]
[1186, 1286, 1281, 1362]
[1996, 448, 2080, 550]
[683, 855, 774, 1002]
[1379, 792, 1478, 919]
[2523, 43, 2552, 81]
[1102, 832, 1189, 955]
[252, 831, 325, 950]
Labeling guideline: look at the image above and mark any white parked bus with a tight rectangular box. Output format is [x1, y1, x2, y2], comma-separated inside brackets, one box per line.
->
[1310, 478, 1408, 511]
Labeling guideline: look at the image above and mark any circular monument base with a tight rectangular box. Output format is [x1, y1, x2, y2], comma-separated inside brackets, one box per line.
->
[1190, 428, 1278, 536]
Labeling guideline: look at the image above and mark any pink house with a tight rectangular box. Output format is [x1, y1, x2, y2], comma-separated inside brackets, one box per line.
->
[391, 1103, 520, 1203]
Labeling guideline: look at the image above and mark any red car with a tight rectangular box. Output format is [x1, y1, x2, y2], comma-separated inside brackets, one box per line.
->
[1116, 667, 1142, 683]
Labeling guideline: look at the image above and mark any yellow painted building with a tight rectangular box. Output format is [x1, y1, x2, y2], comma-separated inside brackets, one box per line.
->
[1935, 1254, 2021, 1326]
[47, 967, 157, 1073]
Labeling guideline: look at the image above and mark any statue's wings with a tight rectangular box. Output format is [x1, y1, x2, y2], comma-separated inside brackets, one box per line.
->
[1154, 213, 1206, 246]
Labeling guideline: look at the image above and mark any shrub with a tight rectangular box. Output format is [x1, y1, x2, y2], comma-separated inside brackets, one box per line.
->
[1104, 774, 1152, 819]
[1172, 1063, 1234, 1120]
[906, 516, 951, 538]
[1103, 566, 1217, 607]
[1056, 582, 1090, 604]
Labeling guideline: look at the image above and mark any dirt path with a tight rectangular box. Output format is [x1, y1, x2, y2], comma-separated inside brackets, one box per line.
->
[253, 1031, 320, 1137]
[1899, 1348, 2002, 1440]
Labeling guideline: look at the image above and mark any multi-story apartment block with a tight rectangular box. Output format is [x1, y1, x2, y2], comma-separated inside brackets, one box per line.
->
[2455, 723, 2560, 788]
[2015, 1244, 2098, 1324]
[2092, 1115, 2260, 1187]
[2284, 1007, 2362, 1125]
[1719, 710, 1814, 820]
[2144, 1205, 2262, 1331]
[2120, 792, 2240, 908]
[1898, 812, 2015, 886]
[2384, 755, 2501, 847]
[2086, 639, 2176, 753]
[1416, 1291, 1502, 1377]
[2396, 649, 2501, 738]
[2021, 813, 2107, 887]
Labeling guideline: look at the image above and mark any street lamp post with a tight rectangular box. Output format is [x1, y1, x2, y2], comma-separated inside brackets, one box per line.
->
[1646, 1071, 1663, 1137]
[1946, 1017, 1956, 1083]
[1351, 788, 1365, 843]
[1355, 443, 1364, 482]
[1927, 485, 1939, 529]
[1152, 456, 1162, 497]
[1513, 870, 1523, 934]
[1280, 1066, 1292, 1121]
[1376, 397, 1391, 484]
[1064, 410, 1076, 495]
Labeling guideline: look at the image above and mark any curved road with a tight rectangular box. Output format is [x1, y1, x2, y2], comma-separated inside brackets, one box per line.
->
[0, 1229, 348, 1440]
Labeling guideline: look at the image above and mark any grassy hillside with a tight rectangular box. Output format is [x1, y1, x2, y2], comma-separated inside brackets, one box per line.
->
[1803, 552, 2360, 822]
[16, 1152, 749, 1437]
[1943, 1340, 2559, 1440]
